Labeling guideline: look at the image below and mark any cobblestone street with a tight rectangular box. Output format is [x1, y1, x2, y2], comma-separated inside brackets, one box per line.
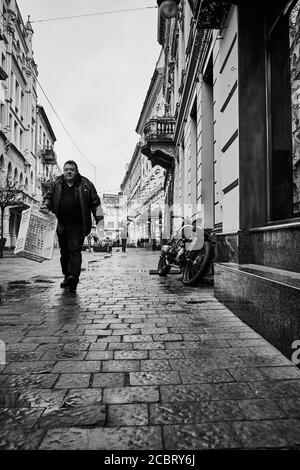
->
[0, 248, 300, 450]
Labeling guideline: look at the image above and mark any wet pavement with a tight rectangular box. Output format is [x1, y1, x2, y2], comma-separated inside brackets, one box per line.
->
[0, 248, 300, 450]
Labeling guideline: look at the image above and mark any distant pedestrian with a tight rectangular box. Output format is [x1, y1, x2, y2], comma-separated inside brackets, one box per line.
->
[40, 160, 103, 292]
[120, 222, 128, 253]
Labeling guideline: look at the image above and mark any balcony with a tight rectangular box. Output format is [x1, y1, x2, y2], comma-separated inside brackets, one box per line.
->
[41, 146, 57, 164]
[141, 117, 175, 171]
[196, 0, 232, 30]
[38, 174, 57, 192]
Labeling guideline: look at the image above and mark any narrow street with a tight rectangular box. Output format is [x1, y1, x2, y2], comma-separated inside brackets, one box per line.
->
[0, 248, 300, 450]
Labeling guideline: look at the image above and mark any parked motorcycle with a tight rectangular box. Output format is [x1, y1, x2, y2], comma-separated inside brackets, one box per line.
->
[157, 215, 215, 286]
[182, 226, 215, 285]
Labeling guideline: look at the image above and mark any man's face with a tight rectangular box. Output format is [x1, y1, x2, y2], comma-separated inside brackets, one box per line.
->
[63, 164, 77, 183]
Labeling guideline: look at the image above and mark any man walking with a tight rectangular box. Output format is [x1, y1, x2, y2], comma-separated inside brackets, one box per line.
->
[40, 160, 103, 292]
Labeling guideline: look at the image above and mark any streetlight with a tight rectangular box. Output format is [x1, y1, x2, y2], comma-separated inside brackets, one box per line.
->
[157, 0, 180, 19]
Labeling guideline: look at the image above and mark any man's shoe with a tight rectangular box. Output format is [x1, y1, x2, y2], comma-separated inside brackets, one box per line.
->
[68, 276, 78, 293]
[60, 277, 70, 288]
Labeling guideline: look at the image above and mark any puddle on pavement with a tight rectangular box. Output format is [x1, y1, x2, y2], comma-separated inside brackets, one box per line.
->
[7, 281, 31, 287]
[0, 280, 53, 305]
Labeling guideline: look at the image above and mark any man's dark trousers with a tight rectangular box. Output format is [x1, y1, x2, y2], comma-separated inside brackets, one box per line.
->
[57, 225, 85, 283]
[122, 239, 127, 252]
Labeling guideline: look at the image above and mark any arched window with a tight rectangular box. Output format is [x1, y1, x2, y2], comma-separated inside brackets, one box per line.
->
[14, 167, 18, 182]
[30, 171, 33, 184]
[24, 177, 28, 190]
[7, 162, 12, 179]
[19, 172, 23, 186]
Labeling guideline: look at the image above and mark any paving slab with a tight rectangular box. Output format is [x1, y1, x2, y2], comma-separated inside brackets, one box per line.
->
[107, 403, 148, 427]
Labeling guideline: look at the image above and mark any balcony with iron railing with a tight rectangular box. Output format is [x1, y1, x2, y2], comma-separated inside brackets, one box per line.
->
[141, 117, 176, 171]
[144, 117, 175, 140]
[38, 173, 58, 192]
[41, 145, 57, 164]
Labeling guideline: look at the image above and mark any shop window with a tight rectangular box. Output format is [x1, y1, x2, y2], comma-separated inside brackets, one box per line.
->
[290, 2, 300, 214]
[267, 0, 300, 220]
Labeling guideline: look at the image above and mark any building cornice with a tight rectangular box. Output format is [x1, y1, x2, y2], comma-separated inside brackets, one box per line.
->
[136, 51, 165, 135]
[120, 144, 141, 190]
[14, 3, 30, 54]
[37, 105, 56, 142]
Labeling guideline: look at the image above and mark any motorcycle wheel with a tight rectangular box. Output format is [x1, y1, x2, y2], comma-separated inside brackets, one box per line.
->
[182, 240, 213, 286]
[158, 255, 171, 276]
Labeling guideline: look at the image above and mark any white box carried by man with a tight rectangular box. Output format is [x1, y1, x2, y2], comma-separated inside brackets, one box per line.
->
[14, 206, 57, 263]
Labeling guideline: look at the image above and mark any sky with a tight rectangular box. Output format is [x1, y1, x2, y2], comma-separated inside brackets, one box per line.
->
[16, 0, 161, 194]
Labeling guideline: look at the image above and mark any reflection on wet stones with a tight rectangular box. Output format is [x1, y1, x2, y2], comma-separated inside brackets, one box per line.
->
[3, 373, 58, 391]
[0, 429, 45, 450]
[38, 404, 106, 429]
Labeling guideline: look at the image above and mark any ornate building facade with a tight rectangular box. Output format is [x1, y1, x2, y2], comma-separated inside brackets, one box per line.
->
[0, 0, 59, 249]
[120, 52, 167, 248]
[101, 193, 122, 242]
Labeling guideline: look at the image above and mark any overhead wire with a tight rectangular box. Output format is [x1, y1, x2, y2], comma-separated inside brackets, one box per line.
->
[30, 6, 157, 24]
[36, 80, 136, 174]
[36, 78, 96, 171]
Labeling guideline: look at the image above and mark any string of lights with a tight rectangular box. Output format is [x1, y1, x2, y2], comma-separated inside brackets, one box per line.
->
[30, 6, 157, 24]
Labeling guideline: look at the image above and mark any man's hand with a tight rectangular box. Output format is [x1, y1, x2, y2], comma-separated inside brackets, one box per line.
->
[40, 205, 50, 214]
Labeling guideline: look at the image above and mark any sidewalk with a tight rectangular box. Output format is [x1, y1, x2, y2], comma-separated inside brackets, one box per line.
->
[0, 248, 300, 450]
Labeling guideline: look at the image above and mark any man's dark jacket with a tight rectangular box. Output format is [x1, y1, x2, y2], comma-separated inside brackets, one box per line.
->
[43, 174, 103, 236]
